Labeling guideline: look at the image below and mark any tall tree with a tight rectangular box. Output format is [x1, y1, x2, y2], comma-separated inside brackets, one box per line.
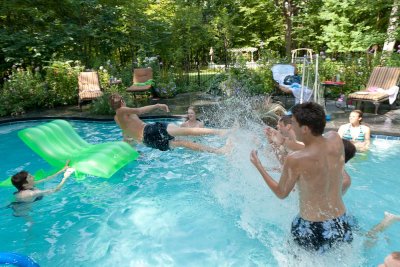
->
[383, 0, 399, 52]
[317, 0, 392, 52]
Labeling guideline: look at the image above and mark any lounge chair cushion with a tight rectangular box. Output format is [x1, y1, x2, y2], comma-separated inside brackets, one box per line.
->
[127, 68, 153, 93]
[79, 90, 103, 101]
[78, 72, 103, 103]
[127, 85, 152, 92]
[348, 91, 388, 102]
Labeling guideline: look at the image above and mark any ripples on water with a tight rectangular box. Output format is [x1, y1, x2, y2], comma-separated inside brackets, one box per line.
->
[0, 119, 399, 266]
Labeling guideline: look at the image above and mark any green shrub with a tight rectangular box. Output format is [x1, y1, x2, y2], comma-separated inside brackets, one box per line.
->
[90, 91, 135, 115]
[382, 52, 400, 67]
[89, 92, 115, 115]
[0, 68, 45, 116]
[154, 81, 177, 98]
[207, 72, 228, 96]
[225, 62, 272, 97]
[319, 55, 378, 96]
[44, 60, 83, 107]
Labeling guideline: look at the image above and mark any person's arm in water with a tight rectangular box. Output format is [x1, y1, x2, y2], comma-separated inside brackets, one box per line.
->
[250, 150, 298, 199]
[40, 168, 74, 194]
[35, 160, 71, 184]
[364, 212, 400, 248]
[16, 168, 75, 202]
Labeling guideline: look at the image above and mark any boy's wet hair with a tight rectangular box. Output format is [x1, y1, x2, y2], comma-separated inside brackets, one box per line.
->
[279, 115, 292, 126]
[11, 171, 29, 191]
[109, 93, 123, 110]
[292, 102, 326, 136]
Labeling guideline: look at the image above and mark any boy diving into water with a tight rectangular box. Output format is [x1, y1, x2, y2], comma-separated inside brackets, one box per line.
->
[109, 93, 231, 154]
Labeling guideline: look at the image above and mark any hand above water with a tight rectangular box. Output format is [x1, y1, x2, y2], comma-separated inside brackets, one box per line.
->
[157, 104, 170, 113]
[63, 167, 75, 178]
[250, 150, 262, 167]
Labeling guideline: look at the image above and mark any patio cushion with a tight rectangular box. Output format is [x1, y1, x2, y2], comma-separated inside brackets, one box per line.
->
[347, 91, 389, 102]
[79, 90, 103, 100]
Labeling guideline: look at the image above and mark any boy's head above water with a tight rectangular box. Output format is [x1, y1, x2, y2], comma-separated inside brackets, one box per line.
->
[11, 171, 32, 191]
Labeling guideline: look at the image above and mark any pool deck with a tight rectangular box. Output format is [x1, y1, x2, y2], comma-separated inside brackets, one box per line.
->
[1, 93, 399, 137]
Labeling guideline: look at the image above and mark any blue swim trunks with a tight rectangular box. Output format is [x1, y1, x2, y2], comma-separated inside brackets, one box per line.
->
[143, 122, 175, 151]
[291, 213, 353, 253]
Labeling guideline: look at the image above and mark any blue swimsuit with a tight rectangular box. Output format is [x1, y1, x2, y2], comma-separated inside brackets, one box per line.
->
[291, 213, 353, 253]
[143, 122, 175, 151]
[342, 125, 365, 142]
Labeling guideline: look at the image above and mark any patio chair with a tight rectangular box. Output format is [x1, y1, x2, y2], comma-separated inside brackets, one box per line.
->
[78, 71, 103, 110]
[271, 64, 313, 105]
[347, 67, 400, 114]
[271, 64, 295, 104]
[126, 68, 154, 98]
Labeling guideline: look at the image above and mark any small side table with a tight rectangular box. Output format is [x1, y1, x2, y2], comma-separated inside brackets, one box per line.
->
[109, 79, 122, 86]
[321, 81, 346, 107]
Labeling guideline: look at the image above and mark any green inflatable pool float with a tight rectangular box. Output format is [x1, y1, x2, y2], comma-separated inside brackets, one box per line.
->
[1, 120, 139, 186]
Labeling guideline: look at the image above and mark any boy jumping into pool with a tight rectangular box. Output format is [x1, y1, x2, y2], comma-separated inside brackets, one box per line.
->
[109, 93, 231, 154]
[250, 102, 353, 253]
[11, 160, 74, 203]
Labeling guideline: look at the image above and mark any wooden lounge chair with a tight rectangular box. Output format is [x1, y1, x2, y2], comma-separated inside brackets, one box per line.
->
[271, 64, 313, 105]
[78, 71, 103, 110]
[126, 68, 154, 98]
[271, 64, 295, 105]
[348, 67, 400, 114]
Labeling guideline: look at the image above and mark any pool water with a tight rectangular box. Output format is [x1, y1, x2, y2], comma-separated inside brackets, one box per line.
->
[0, 119, 399, 266]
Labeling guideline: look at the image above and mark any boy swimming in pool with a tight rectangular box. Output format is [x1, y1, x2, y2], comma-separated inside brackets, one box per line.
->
[250, 102, 353, 253]
[109, 93, 231, 154]
[11, 160, 74, 203]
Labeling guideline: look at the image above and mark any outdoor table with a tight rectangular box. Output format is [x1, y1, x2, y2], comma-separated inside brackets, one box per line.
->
[321, 81, 346, 107]
[109, 78, 122, 86]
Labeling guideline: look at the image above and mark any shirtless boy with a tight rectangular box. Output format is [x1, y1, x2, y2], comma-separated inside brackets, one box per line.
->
[109, 94, 230, 153]
[250, 102, 353, 253]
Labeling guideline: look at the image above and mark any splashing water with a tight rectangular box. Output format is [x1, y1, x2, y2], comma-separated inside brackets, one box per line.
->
[0, 103, 398, 266]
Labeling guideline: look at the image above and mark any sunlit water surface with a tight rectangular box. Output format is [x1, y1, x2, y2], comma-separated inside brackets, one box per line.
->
[0, 119, 399, 266]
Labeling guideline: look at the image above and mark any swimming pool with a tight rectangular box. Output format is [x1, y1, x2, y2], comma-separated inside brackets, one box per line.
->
[0, 119, 399, 266]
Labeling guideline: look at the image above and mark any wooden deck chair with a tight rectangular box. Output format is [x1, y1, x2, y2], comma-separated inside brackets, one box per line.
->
[348, 67, 400, 114]
[126, 68, 154, 98]
[78, 71, 103, 110]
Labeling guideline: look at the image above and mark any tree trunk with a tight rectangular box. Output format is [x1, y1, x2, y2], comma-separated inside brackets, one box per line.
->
[383, 0, 399, 52]
[224, 36, 228, 68]
[283, 0, 293, 59]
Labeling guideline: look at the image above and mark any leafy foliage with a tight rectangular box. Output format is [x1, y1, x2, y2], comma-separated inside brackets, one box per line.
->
[0, 68, 45, 116]
[0, 0, 399, 115]
[43, 60, 83, 107]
